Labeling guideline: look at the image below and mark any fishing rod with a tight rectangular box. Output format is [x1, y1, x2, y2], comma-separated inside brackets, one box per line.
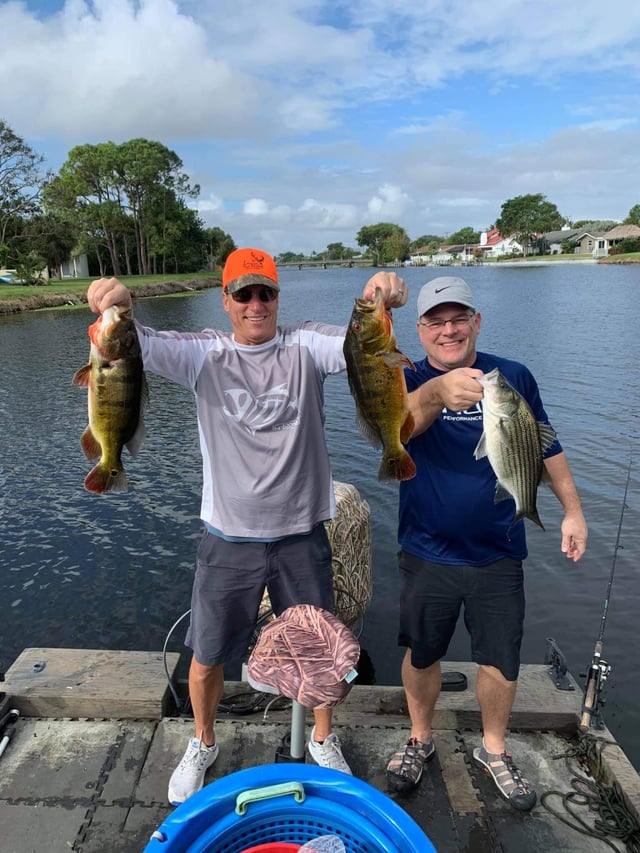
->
[0, 709, 20, 760]
[579, 456, 633, 733]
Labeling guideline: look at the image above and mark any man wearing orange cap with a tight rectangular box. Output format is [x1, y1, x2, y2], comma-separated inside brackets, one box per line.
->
[87, 248, 408, 805]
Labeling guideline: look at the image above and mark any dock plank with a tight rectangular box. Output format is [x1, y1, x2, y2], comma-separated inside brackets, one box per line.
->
[3, 648, 180, 718]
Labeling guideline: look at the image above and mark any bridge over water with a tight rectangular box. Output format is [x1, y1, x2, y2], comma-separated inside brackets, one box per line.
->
[276, 259, 375, 270]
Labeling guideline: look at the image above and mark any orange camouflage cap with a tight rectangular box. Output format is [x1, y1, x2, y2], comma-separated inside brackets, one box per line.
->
[222, 247, 279, 294]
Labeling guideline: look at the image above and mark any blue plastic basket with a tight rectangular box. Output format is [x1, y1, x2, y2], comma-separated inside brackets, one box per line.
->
[144, 764, 435, 853]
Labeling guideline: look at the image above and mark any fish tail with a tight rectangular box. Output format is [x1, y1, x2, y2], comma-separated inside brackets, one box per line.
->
[378, 448, 417, 482]
[511, 508, 545, 531]
[528, 509, 545, 530]
[84, 462, 128, 494]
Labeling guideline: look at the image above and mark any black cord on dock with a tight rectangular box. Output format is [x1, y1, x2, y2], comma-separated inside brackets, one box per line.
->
[541, 732, 640, 852]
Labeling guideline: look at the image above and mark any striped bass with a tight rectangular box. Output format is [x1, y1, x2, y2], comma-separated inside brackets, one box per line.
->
[73, 305, 147, 493]
[474, 367, 556, 529]
[344, 287, 417, 482]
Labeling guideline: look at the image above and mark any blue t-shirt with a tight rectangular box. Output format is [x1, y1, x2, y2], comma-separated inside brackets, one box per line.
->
[399, 351, 562, 566]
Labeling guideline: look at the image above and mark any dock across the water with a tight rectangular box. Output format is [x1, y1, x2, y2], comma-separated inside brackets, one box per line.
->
[1, 648, 639, 852]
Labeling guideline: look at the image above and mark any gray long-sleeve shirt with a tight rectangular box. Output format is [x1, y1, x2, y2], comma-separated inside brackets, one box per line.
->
[136, 320, 347, 539]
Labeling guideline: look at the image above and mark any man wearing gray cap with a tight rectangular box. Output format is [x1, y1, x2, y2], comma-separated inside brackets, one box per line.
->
[385, 275, 587, 811]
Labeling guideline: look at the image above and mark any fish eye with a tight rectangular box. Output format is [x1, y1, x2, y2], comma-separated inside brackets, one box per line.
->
[352, 321, 361, 332]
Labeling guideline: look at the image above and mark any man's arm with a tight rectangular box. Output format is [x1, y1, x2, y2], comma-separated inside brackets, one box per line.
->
[544, 451, 588, 562]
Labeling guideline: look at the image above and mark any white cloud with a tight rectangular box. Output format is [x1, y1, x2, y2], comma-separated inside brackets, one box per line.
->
[366, 184, 411, 220]
[195, 194, 224, 213]
[244, 199, 270, 216]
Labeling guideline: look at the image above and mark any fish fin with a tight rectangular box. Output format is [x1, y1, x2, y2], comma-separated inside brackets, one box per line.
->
[72, 364, 92, 386]
[80, 426, 102, 461]
[355, 407, 383, 449]
[473, 434, 488, 460]
[493, 481, 512, 503]
[125, 416, 146, 457]
[538, 422, 557, 452]
[400, 411, 415, 444]
[378, 448, 417, 482]
[84, 463, 128, 494]
[377, 350, 415, 370]
[140, 372, 150, 409]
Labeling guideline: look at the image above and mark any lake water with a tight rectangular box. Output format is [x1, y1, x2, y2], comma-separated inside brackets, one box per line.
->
[1, 262, 639, 767]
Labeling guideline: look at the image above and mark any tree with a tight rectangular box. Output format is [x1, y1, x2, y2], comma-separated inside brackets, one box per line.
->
[277, 251, 305, 263]
[203, 226, 235, 270]
[44, 142, 126, 274]
[495, 194, 564, 256]
[446, 226, 480, 245]
[20, 212, 77, 278]
[411, 234, 443, 250]
[45, 138, 203, 276]
[624, 205, 640, 227]
[116, 139, 200, 275]
[572, 219, 618, 232]
[357, 223, 409, 265]
[324, 242, 358, 260]
[0, 120, 49, 248]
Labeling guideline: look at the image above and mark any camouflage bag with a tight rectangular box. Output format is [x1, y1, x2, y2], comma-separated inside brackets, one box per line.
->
[247, 604, 360, 709]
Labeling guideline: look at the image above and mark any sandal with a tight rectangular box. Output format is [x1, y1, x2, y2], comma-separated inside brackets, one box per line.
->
[386, 737, 435, 792]
[473, 743, 537, 811]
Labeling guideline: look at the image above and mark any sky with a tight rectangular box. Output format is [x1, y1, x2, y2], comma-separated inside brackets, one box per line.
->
[2, 0, 640, 256]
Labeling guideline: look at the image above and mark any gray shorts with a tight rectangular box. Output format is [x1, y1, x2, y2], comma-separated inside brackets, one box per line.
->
[397, 551, 525, 681]
[185, 524, 334, 666]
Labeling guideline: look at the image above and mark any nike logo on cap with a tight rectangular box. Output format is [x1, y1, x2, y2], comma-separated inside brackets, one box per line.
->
[434, 286, 452, 293]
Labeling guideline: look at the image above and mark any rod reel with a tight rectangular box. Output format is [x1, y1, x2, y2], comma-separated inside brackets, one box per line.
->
[578, 455, 632, 732]
[579, 640, 611, 732]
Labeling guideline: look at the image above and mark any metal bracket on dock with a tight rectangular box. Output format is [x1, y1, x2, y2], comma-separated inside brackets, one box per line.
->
[545, 637, 576, 691]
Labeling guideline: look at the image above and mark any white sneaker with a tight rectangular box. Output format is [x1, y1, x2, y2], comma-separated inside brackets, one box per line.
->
[168, 737, 219, 805]
[308, 726, 352, 774]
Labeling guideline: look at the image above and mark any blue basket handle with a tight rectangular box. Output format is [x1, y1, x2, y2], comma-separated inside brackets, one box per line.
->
[235, 781, 306, 815]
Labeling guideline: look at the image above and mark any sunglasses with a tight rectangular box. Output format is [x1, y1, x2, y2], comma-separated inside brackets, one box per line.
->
[230, 286, 278, 303]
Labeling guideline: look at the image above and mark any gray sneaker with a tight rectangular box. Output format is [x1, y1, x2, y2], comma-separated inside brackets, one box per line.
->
[473, 743, 536, 811]
[168, 737, 219, 805]
[308, 726, 352, 774]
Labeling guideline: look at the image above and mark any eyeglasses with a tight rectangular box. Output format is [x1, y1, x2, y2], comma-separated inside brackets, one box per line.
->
[230, 286, 278, 303]
[419, 312, 475, 332]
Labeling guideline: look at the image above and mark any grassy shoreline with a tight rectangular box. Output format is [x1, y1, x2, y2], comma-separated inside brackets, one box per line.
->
[0, 273, 221, 315]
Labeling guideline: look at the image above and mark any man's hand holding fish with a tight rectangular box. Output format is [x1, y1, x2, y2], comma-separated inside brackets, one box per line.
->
[362, 270, 409, 309]
[87, 277, 133, 314]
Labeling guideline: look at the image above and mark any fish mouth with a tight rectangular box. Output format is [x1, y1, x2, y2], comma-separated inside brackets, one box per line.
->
[354, 297, 378, 312]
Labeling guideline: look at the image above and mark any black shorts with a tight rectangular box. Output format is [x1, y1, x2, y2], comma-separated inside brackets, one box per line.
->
[397, 551, 525, 681]
[185, 524, 334, 666]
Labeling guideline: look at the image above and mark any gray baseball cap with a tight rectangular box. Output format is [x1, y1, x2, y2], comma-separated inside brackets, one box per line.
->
[417, 276, 475, 319]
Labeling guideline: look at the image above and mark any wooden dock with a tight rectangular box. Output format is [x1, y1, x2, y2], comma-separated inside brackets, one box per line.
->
[1, 648, 639, 852]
